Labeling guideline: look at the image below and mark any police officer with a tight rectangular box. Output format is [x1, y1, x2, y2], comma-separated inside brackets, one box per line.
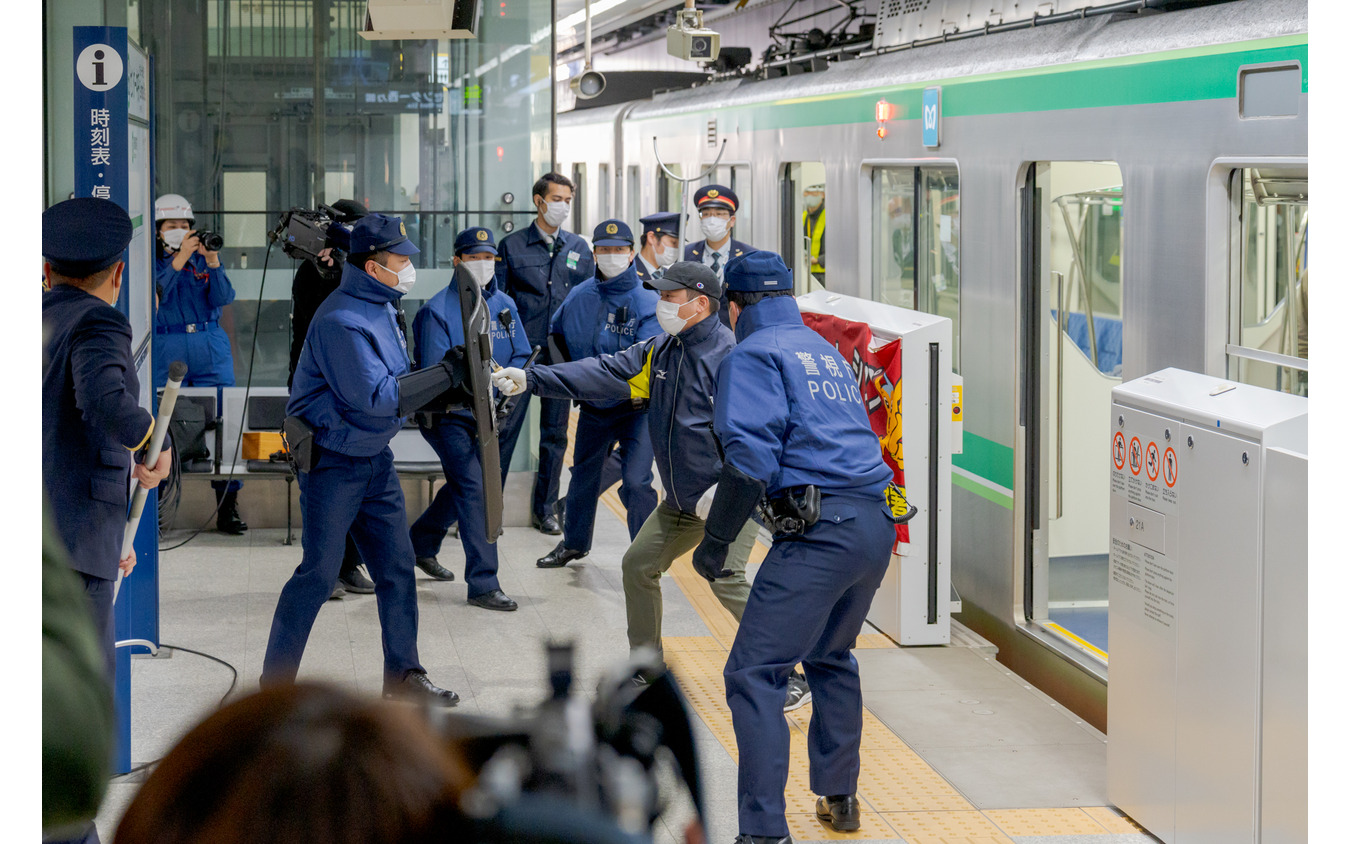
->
[802, 184, 826, 286]
[495, 173, 594, 535]
[634, 212, 681, 283]
[152, 193, 247, 535]
[533, 219, 659, 568]
[692, 252, 896, 843]
[42, 198, 174, 702]
[408, 227, 529, 612]
[684, 185, 755, 327]
[263, 213, 457, 705]
[287, 198, 378, 598]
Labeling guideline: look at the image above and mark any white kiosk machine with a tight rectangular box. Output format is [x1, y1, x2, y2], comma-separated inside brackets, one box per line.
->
[1107, 368, 1307, 844]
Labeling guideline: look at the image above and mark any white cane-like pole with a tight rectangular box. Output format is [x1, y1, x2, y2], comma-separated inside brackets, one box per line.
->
[114, 360, 187, 603]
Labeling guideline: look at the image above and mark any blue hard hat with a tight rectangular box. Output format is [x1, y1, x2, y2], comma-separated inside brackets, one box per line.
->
[724, 251, 792, 293]
[43, 197, 133, 278]
[455, 226, 497, 256]
[592, 219, 635, 248]
[638, 212, 681, 238]
[349, 213, 420, 256]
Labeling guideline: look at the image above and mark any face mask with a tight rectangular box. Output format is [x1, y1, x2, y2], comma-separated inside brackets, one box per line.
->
[656, 244, 679, 268]
[540, 200, 569, 228]
[700, 216, 729, 242]
[656, 298, 697, 336]
[805, 196, 823, 211]
[464, 259, 495, 288]
[162, 228, 188, 250]
[596, 254, 630, 279]
[374, 260, 417, 295]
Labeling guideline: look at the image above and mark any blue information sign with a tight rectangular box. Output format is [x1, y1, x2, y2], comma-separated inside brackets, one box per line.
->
[73, 26, 130, 312]
[922, 86, 941, 149]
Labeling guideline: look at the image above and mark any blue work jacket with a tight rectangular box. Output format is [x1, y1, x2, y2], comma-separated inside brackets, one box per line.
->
[715, 295, 891, 498]
[155, 250, 235, 326]
[527, 312, 735, 514]
[287, 262, 411, 457]
[549, 262, 659, 409]
[495, 222, 594, 351]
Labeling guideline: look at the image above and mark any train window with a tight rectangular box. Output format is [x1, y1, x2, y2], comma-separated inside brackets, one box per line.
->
[627, 165, 641, 221]
[659, 164, 683, 214]
[780, 162, 826, 294]
[1226, 166, 1308, 396]
[598, 163, 611, 221]
[571, 163, 587, 235]
[871, 165, 961, 368]
[1023, 160, 1124, 667]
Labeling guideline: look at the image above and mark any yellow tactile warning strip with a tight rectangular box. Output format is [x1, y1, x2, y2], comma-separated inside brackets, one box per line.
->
[564, 409, 1144, 839]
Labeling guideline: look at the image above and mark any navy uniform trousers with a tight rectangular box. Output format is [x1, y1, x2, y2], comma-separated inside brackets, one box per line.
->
[725, 493, 895, 838]
[262, 446, 423, 684]
[410, 414, 501, 598]
[564, 404, 657, 552]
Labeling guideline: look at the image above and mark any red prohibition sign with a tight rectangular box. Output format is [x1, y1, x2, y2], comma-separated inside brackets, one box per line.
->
[1163, 447, 1178, 488]
[1112, 432, 1126, 470]
[1145, 441, 1160, 482]
[1128, 437, 1143, 476]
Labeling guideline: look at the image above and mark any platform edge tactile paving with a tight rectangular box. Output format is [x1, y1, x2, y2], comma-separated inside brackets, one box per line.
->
[981, 808, 1110, 837]
[1080, 806, 1147, 834]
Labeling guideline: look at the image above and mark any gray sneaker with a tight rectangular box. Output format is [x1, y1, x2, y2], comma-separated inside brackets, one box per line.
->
[784, 674, 812, 712]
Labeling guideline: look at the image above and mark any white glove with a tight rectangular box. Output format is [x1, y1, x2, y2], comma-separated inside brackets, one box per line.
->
[493, 367, 527, 396]
[695, 484, 718, 521]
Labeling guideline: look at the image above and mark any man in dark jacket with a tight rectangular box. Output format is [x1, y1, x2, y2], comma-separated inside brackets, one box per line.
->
[492, 262, 811, 710]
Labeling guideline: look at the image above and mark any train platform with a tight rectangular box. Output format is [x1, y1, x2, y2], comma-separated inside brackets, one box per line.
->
[95, 485, 1158, 844]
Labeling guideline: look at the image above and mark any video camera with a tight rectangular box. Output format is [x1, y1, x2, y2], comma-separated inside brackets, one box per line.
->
[433, 642, 706, 844]
[271, 203, 355, 265]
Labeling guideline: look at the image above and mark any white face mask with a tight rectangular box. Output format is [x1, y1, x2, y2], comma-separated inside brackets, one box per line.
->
[597, 254, 630, 279]
[162, 228, 188, 250]
[656, 244, 679, 268]
[805, 195, 823, 211]
[541, 200, 570, 228]
[700, 216, 729, 243]
[464, 259, 495, 288]
[374, 260, 417, 295]
[656, 298, 697, 336]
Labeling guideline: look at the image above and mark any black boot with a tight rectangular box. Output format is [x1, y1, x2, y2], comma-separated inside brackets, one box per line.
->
[215, 487, 248, 535]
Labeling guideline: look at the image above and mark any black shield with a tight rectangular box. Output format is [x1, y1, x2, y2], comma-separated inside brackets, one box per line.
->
[456, 263, 503, 541]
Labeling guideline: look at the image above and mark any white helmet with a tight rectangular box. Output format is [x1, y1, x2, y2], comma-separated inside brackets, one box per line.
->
[154, 193, 194, 222]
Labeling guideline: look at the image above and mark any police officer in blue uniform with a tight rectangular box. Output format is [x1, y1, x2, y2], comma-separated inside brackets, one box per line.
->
[684, 185, 755, 327]
[151, 193, 248, 535]
[692, 252, 896, 843]
[634, 212, 681, 283]
[534, 219, 660, 569]
[408, 227, 529, 611]
[263, 213, 457, 705]
[495, 173, 595, 535]
[42, 198, 174, 697]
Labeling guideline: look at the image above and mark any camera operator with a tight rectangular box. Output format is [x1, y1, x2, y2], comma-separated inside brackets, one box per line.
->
[287, 199, 379, 598]
[153, 193, 246, 536]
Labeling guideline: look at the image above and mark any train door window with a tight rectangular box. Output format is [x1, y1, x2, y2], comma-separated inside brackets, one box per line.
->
[1022, 161, 1125, 668]
[598, 163, 611, 221]
[729, 164, 752, 249]
[571, 163, 587, 236]
[780, 162, 826, 294]
[1226, 166, 1308, 396]
[871, 165, 961, 368]
[659, 164, 683, 214]
[627, 165, 641, 221]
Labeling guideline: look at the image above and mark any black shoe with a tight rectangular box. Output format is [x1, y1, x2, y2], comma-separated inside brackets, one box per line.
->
[536, 541, 587, 568]
[815, 794, 861, 832]
[215, 488, 248, 535]
[784, 673, 812, 712]
[383, 670, 459, 707]
[338, 565, 376, 594]
[467, 589, 518, 612]
[531, 513, 562, 535]
[415, 556, 456, 581]
[733, 836, 793, 844]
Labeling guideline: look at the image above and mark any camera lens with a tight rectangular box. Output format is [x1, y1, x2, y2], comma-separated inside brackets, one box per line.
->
[199, 231, 225, 251]
[692, 37, 709, 56]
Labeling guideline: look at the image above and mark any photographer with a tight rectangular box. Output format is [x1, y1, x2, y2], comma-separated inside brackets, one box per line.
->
[287, 199, 379, 598]
[153, 193, 246, 536]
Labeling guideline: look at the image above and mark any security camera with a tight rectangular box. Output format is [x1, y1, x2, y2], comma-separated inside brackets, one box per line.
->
[667, 5, 720, 63]
[360, 0, 480, 40]
[570, 68, 607, 99]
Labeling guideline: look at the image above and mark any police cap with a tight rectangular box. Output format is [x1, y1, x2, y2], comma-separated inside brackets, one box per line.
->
[592, 219, 635, 248]
[644, 261, 721, 299]
[43, 197, 133, 278]
[455, 226, 498, 256]
[638, 212, 681, 238]
[348, 213, 420, 256]
[693, 185, 738, 214]
[723, 251, 792, 293]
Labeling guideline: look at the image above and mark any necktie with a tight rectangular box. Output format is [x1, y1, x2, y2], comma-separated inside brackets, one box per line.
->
[710, 251, 722, 274]
[652, 267, 664, 281]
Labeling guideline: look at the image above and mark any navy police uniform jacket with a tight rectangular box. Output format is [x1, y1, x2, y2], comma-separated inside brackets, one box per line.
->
[413, 274, 531, 397]
[287, 263, 410, 457]
[715, 295, 891, 497]
[43, 286, 156, 580]
[529, 312, 736, 514]
[548, 263, 660, 408]
[685, 238, 755, 326]
[153, 250, 237, 386]
[495, 222, 595, 351]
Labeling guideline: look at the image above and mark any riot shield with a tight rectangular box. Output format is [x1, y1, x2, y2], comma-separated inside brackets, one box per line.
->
[456, 263, 504, 541]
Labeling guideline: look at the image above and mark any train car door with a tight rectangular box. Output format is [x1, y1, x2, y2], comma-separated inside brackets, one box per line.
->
[1022, 161, 1124, 666]
[780, 162, 826, 293]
